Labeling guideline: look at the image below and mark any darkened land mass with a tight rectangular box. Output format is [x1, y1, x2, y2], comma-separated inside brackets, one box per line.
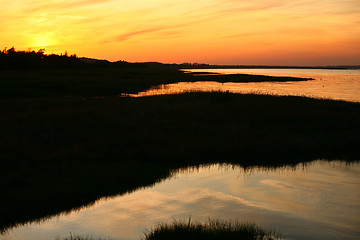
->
[2, 47, 359, 70]
[179, 63, 360, 70]
[0, 50, 359, 233]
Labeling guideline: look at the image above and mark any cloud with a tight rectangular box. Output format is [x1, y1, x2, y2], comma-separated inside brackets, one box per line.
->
[22, 0, 114, 14]
[69, 0, 113, 8]
[113, 27, 168, 42]
[98, 1, 287, 44]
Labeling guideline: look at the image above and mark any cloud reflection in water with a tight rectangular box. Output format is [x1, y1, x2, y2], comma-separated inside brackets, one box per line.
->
[1, 161, 359, 240]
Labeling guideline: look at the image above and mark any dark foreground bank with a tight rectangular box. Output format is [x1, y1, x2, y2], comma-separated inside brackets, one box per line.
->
[1, 92, 359, 232]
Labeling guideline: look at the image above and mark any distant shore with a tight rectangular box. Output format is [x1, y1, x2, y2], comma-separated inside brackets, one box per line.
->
[178, 63, 360, 70]
[2, 47, 359, 71]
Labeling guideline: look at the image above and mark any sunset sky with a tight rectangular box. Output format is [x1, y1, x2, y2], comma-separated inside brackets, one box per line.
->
[1, 0, 359, 65]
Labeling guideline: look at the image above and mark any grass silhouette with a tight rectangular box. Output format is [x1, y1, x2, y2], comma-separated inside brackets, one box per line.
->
[143, 219, 283, 240]
[56, 234, 112, 240]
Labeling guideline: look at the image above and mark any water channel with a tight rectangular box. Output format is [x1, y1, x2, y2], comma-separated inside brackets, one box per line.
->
[131, 68, 360, 102]
[2, 160, 359, 240]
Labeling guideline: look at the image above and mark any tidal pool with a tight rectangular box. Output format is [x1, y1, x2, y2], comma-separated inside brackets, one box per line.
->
[1, 160, 359, 240]
[130, 68, 360, 102]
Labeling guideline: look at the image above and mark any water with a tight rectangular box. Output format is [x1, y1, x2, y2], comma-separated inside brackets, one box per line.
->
[2, 160, 359, 240]
[130, 68, 360, 102]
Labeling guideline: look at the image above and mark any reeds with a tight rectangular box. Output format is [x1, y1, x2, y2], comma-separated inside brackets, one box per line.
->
[142, 218, 284, 240]
[56, 233, 111, 240]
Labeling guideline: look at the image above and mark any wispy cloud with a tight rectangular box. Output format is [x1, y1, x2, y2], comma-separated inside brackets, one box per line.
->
[22, 0, 113, 14]
[112, 27, 168, 42]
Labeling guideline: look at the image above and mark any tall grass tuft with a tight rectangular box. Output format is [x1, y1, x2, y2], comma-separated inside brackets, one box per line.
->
[142, 218, 284, 240]
[56, 233, 112, 240]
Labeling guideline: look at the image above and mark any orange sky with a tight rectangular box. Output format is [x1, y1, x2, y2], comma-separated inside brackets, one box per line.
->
[1, 0, 360, 65]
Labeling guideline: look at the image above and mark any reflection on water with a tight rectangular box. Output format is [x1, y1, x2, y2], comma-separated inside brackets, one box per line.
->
[1, 160, 359, 240]
[130, 69, 360, 102]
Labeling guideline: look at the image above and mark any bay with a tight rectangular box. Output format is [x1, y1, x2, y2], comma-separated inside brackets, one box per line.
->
[131, 68, 360, 102]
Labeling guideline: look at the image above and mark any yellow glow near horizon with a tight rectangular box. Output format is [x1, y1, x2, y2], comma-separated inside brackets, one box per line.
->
[30, 34, 58, 48]
[1, 0, 360, 65]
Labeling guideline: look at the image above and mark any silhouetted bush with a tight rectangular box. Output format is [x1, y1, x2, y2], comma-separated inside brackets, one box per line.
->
[0, 47, 106, 70]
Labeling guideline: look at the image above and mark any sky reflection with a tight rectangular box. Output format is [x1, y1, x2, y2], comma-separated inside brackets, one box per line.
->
[1, 160, 359, 240]
[130, 69, 360, 102]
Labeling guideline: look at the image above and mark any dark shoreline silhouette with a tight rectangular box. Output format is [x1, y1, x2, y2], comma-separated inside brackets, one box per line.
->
[1, 47, 359, 70]
[1, 91, 359, 233]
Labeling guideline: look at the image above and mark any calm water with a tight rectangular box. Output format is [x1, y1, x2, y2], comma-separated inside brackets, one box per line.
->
[2, 160, 359, 240]
[130, 68, 360, 102]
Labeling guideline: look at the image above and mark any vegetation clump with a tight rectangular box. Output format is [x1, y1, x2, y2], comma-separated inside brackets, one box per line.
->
[143, 219, 284, 240]
[56, 234, 111, 240]
[0, 47, 81, 70]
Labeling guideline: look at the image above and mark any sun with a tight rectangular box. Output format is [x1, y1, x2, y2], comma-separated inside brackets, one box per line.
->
[31, 34, 57, 48]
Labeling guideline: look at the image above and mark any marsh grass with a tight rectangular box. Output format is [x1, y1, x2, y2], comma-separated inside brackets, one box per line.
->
[0, 68, 359, 232]
[1, 91, 359, 232]
[143, 219, 284, 240]
[0, 67, 312, 99]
